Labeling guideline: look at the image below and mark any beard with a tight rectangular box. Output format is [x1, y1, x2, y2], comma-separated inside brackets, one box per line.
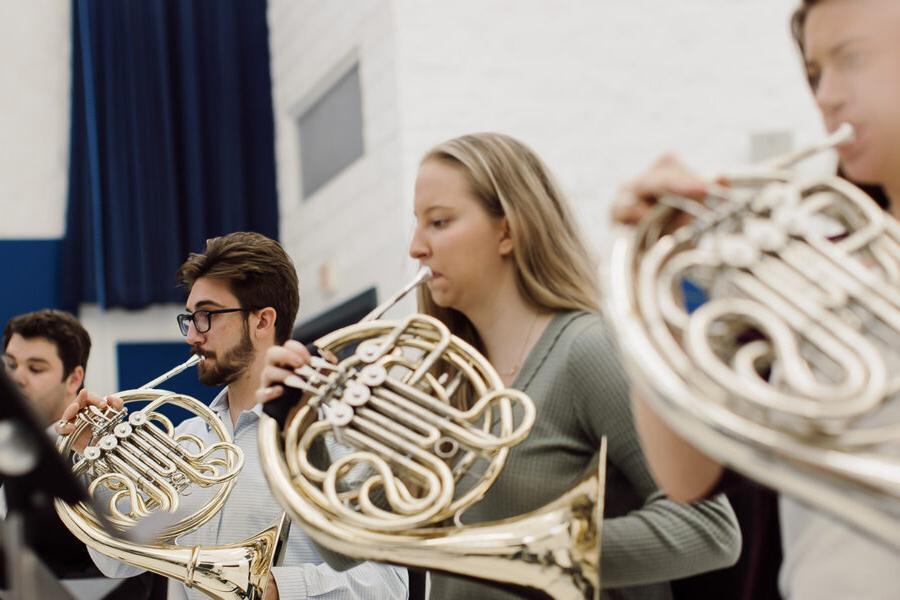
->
[193, 324, 255, 387]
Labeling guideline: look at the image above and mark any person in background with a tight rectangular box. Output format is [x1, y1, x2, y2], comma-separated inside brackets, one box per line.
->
[259, 133, 741, 599]
[3, 309, 160, 598]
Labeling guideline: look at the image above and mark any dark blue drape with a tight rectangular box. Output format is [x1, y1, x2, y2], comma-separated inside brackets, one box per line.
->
[61, 0, 278, 310]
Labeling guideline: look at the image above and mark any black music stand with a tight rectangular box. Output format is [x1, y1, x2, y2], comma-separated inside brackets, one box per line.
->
[0, 368, 85, 600]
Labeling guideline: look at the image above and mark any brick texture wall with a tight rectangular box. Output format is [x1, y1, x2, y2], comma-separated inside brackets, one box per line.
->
[269, 0, 825, 325]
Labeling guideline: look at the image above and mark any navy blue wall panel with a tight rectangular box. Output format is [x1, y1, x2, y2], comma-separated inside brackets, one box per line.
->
[0, 241, 222, 427]
[0, 239, 61, 329]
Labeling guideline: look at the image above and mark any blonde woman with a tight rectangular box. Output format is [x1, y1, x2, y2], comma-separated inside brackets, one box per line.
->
[259, 133, 740, 599]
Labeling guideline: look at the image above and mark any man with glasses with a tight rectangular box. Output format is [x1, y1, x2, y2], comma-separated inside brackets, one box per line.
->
[177, 308, 255, 335]
[58, 232, 408, 600]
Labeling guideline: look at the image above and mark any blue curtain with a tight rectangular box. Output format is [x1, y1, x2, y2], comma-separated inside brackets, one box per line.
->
[61, 0, 278, 310]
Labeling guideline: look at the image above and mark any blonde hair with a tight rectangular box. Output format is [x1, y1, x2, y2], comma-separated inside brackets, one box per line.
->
[417, 132, 599, 352]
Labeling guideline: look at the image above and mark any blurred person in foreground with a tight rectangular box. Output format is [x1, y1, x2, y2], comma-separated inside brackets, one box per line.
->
[611, 1, 900, 598]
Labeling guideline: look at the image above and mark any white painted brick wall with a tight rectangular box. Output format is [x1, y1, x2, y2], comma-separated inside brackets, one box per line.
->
[0, 0, 71, 238]
[270, 0, 826, 328]
[392, 0, 824, 254]
[268, 0, 412, 325]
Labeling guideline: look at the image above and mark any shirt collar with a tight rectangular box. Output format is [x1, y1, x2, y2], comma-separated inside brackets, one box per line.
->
[209, 387, 230, 413]
[208, 387, 265, 418]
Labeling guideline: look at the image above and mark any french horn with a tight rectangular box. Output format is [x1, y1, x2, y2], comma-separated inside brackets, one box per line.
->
[258, 267, 607, 599]
[54, 355, 288, 599]
[605, 123, 900, 549]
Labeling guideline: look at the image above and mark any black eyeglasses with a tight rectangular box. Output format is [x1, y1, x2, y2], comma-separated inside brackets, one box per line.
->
[176, 308, 255, 336]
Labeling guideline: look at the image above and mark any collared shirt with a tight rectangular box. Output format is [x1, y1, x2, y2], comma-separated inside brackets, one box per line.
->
[89, 388, 408, 600]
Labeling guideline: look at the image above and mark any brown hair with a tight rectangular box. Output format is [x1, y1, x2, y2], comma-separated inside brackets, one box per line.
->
[418, 133, 599, 353]
[4, 309, 91, 382]
[790, 0, 820, 57]
[177, 232, 300, 344]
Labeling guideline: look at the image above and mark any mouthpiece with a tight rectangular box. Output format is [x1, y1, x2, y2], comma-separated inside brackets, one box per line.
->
[765, 122, 856, 170]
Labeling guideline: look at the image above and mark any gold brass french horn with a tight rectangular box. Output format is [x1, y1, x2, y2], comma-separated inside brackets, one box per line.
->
[258, 267, 607, 599]
[54, 356, 288, 599]
[605, 123, 900, 548]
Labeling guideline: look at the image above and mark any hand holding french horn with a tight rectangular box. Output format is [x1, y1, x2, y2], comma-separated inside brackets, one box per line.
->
[611, 153, 711, 226]
[256, 340, 313, 406]
[55, 389, 125, 454]
[604, 123, 900, 550]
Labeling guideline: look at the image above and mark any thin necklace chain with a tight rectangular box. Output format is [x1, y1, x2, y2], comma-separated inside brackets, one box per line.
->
[497, 312, 539, 377]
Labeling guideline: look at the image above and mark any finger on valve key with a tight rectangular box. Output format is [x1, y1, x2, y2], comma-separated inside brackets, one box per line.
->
[611, 154, 709, 226]
[261, 342, 324, 428]
[56, 389, 121, 453]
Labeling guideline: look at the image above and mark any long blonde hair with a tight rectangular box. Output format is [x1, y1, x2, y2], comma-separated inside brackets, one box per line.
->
[417, 132, 599, 352]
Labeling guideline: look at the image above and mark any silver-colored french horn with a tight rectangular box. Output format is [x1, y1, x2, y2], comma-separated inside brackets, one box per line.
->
[605, 123, 900, 549]
[54, 355, 288, 599]
[258, 268, 607, 599]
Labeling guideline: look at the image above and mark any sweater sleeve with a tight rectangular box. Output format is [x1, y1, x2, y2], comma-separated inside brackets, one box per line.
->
[568, 318, 742, 588]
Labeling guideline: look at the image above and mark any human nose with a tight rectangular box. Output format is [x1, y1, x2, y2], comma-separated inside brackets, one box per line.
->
[814, 67, 844, 117]
[185, 320, 205, 345]
[8, 365, 27, 388]
[408, 225, 430, 261]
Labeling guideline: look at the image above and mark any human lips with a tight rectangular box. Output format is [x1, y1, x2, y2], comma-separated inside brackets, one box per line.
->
[425, 271, 447, 294]
[830, 121, 862, 157]
[192, 348, 215, 360]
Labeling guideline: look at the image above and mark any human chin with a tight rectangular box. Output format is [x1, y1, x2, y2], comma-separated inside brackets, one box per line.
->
[428, 290, 453, 308]
[198, 358, 244, 387]
[839, 151, 884, 186]
[426, 279, 453, 307]
[198, 358, 226, 386]
[198, 340, 253, 386]
[34, 389, 65, 425]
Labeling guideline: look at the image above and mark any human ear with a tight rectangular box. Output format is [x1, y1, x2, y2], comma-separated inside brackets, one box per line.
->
[66, 365, 85, 395]
[498, 217, 514, 256]
[255, 307, 278, 339]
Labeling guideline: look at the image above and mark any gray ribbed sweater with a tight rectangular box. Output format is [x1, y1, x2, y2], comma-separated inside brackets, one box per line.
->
[429, 311, 741, 600]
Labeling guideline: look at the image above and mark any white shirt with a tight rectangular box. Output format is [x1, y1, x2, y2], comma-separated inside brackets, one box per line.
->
[779, 496, 900, 599]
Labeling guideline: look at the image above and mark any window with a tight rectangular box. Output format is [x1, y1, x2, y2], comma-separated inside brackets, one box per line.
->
[297, 63, 365, 199]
